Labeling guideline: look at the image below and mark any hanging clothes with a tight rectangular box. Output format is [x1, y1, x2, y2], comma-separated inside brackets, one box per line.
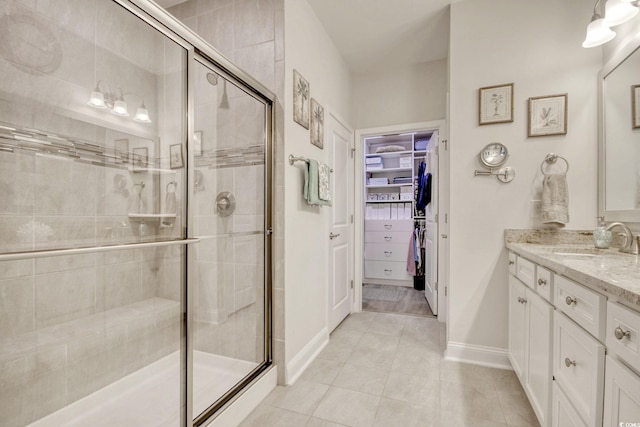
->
[416, 159, 432, 211]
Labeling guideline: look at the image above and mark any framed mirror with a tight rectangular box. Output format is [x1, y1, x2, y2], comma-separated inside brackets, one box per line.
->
[599, 37, 640, 224]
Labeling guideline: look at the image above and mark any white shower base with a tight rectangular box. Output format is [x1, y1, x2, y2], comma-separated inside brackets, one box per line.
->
[28, 350, 256, 427]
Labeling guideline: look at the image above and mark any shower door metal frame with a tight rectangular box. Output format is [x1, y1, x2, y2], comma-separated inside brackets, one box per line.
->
[101, 1, 275, 426]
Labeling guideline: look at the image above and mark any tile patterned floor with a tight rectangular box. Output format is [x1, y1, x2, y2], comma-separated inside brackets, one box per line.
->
[362, 284, 434, 317]
[240, 312, 540, 427]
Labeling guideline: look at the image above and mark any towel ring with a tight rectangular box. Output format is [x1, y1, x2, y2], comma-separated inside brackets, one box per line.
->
[540, 153, 569, 175]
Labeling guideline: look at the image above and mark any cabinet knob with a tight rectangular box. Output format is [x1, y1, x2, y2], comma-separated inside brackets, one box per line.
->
[384, 224, 392, 229]
[384, 251, 392, 256]
[564, 358, 577, 367]
[384, 236, 392, 241]
[517, 297, 527, 304]
[614, 326, 631, 341]
[565, 296, 577, 306]
[384, 269, 392, 273]
[537, 278, 547, 286]
[329, 232, 340, 240]
[508, 260, 515, 265]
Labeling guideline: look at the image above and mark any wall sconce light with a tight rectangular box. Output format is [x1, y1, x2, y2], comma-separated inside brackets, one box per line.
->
[583, 0, 639, 48]
[87, 81, 152, 123]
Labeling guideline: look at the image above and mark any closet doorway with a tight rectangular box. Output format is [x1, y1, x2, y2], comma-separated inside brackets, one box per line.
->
[354, 121, 447, 321]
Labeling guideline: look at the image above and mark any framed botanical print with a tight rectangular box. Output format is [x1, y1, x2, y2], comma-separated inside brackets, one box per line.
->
[293, 70, 310, 129]
[528, 94, 568, 137]
[479, 83, 514, 125]
[132, 147, 148, 171]
[310, 98, 324, 149]
[169, 144, 184, 169]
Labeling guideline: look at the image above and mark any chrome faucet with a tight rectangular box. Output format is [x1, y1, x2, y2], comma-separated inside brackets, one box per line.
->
[606, 222, 639, 255]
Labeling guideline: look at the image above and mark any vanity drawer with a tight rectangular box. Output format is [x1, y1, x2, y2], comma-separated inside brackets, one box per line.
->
[516, 256, 536, 288]
[364, 231, 410, 244]
[606, 302, 640, 372]
[364, 243, 407, 262]
[536, 266, 553, 303]
[365, 219, 413, 232]
[554, 275, 606, 341]
[364, 260, 411, 281]
[508, 252, 517, 275]
[553, 311, 605, 427]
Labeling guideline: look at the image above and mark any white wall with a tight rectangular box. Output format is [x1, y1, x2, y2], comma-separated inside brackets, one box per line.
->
[283, 0, 352, 383]
[352, 59, 447, 129]
[448, 0, 602, 355]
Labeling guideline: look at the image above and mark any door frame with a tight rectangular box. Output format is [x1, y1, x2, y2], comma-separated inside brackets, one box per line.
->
[353, 120, 447, 323]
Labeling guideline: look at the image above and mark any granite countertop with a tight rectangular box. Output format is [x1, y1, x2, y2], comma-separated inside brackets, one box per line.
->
[505, 229, 640, 308]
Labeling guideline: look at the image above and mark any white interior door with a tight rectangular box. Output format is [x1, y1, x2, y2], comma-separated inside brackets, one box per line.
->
[328, 112, 354, 332]
[424, 132, 439, 315]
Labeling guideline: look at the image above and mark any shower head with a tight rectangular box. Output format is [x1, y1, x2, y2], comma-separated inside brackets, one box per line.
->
[206, 73, 219, 85]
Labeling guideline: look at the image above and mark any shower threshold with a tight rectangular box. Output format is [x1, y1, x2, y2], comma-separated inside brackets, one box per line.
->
[28, 350, 256, 427]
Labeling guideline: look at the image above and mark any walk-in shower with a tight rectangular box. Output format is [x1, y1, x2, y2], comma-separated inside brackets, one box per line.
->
[0, 0, 273, 426]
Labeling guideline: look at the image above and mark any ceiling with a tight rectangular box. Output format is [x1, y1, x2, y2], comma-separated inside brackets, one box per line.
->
[307, 0, 453, 74]
[155, 0, 454, 74]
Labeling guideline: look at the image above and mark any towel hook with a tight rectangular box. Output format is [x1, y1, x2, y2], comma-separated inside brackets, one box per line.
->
[540, 153, 569, 175]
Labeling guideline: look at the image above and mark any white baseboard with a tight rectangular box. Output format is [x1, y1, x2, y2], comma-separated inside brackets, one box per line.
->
[285, 328, 329, 385]
[206, 365, 277, 427]
[444, 341, 513, 370]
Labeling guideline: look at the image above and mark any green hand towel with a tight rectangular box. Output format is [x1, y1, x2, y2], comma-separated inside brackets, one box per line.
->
[304, 159, 331, 206]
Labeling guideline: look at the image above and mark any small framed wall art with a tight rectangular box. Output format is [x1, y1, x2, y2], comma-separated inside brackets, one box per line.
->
[632, 84, 640, 129]
[310, 98, 324, 149]
[479, 83, 514, 125]
[132, 147, 148, 172]
[293, 70, 310, 129]
[528, 93, 568, 137]
[169, 144, 184, 169]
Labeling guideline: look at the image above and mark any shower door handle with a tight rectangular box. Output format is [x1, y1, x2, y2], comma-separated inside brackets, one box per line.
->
[329, 232, 340, 240]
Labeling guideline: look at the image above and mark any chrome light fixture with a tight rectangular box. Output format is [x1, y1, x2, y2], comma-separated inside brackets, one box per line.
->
[87, 81, 152, 123]
[583, 0, 639, 48]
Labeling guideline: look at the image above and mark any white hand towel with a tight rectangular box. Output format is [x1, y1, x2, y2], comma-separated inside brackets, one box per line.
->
[541, 173, 569, 226]
[318, 162, 331, 202]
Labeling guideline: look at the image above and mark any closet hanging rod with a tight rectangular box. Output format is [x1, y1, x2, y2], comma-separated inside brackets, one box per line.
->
[288, 154, 333, 172]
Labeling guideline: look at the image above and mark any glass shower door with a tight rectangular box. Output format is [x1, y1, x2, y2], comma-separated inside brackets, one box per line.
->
[190, 58, 271, 423]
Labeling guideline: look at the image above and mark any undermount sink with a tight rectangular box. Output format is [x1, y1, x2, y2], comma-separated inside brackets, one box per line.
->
[549, 247, 601, 257]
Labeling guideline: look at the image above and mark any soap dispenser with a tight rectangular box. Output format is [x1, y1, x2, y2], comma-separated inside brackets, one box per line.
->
[593, 216, 612, 249]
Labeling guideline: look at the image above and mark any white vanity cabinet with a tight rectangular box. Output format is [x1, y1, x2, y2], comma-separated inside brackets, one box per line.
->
[508, 257, 553, 427]
[603, 302, 640, 426]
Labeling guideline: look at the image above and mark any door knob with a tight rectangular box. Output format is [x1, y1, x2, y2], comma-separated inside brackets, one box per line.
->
[329, 232, 340, 239]
[441, 234, 448, 239]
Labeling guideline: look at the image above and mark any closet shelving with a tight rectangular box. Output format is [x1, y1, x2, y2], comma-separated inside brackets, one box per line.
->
[363, 131, 435, 286]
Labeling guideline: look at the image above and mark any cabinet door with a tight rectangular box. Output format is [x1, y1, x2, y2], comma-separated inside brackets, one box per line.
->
[509, 274, 527, 379]
[553, 311, 605, 427]
[525, 288, 553, 427]
[551, 382, 587, 427]
[603, 356, 640, 427]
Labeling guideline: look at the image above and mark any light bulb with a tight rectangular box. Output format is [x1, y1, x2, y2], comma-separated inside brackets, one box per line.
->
[133, 103, 151, 123]
[112, 99, 129, 116]
[87, 88, 106, 108]
[582, 18, 616, 48]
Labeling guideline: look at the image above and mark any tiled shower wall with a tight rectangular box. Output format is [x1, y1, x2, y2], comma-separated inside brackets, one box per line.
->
[168, 0, 286, 377]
